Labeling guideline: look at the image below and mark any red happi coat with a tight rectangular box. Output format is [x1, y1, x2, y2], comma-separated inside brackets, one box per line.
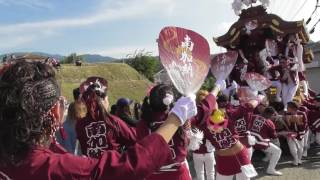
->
[284, 111, 308, 140]
[225, 104, 255, 148]
[76, 114, 136, 158]
[0, 133, 172, 180]
[191, 95, 251, 176]
[307, 110, 320, 133]
[250, 115, 277, 150]
[136, 111, 191, 180]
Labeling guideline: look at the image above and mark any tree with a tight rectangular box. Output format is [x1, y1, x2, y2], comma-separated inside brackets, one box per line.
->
[126, 55, 160, 81]
[61, 53, 84, 64]
[200, 75, 216, 91]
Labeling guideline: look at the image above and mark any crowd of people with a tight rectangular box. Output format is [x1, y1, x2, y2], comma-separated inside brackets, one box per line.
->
[0, 32, 319, 180]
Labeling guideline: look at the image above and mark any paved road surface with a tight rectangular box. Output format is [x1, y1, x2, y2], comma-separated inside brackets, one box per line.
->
[189, 144, 320, 180]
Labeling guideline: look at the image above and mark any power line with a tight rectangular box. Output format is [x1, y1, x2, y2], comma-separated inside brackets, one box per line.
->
[291, 0, 308, 20]
[306, 0, 320, 24]
[310, 17, 320, 33]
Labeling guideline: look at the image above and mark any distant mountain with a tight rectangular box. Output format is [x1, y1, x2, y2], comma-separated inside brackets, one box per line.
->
[0, 52, 118, 63]
[80, 54, 117, 63]
[0, 52, 64, 61]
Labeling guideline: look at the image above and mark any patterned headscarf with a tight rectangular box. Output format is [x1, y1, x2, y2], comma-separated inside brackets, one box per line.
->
[80, 77, 108, 121]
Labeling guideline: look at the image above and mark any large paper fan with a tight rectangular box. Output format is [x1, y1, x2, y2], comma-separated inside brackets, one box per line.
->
[158, 26, 211, 95]
[244, 72, 271, 91]
[211, 51, 238, 81]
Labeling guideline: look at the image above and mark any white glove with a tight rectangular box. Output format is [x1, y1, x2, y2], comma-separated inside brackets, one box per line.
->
[170, 94, 197, 126]
[231, 80, 238, 90]
[248, 135, 256, 146]
[215, 79, 226, 91]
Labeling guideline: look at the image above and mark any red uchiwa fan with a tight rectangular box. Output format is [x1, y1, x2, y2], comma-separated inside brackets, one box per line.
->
[211, 51, 238, 81]
[158, 26, 210, 96]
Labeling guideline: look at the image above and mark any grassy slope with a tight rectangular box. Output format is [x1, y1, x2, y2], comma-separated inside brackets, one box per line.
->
[56, 63, 152, 105]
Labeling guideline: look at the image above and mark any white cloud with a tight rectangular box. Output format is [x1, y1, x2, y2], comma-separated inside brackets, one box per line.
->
[0, 0, 176, 49]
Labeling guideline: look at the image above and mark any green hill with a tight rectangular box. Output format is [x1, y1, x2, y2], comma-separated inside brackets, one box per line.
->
[56, 63, 152, 105]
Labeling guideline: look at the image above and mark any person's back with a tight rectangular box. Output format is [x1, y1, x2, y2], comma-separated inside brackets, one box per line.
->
[0, 61, 197, 180]
[136, 84, 191, 180]
[115, 98, 139, 127]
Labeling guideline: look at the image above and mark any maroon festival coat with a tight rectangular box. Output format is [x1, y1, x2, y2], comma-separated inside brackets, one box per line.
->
[250, 115, 277, 150]
[76, 114, 136, 158]
[191, 94, 251, 175]
[136, 110, 191, 180]
[0, 133, 172, 180]
[225, 104, 255, 148]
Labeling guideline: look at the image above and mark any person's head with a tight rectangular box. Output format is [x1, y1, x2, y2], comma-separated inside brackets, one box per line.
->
[196, 90, 209, 104]
[147, 84, 174, 112]
[141, 84, 174, 122]
[270, 101, 285, 112]
[73, 87, 80, 101]
[110, 104, 117, 115]
[279, 55, 289, 67]
[256, 97, 269, 114]
[263, 106, 277, 119]
[0, 61, 64, 166]
[79, 77, 109, 121]
[116, 98, 133, 115]
[217, 94, 229, 109]
[276, 35, 283, 42]
[287, 101, 299, 114]
[207, 109, 227, 133]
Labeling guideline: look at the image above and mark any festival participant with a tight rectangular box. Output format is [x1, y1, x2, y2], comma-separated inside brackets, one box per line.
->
[56, 88, 80, 154]
[302, 94, 320, 111]
[191, 82, 257, 180]
[251, 107, 282, 176]
[193, 101, 254, 180]
[305, 95, 320, 145]
[285, 101, 308, 166]
[136, 84, 192, 180]
[224, 91, 261, 160]
[0, 60, 197, 180]
[75, 77, 137, 158]
[115, 98, 139, 127]
[192, 90, 216, 180]
[269, 56, 298, 110]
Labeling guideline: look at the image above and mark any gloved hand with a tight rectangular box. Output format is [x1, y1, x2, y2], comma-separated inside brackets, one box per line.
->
[215, 79, 226, 91]
[170, 94, 197, 126]
[231, 80, 238, 90]
[248, 135, 256, 146]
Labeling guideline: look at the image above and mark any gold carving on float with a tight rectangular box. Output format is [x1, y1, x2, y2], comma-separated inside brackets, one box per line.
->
[230, 31, 240, 44]
[269, 25, 283, 34]
[230, 28, 236, 36]
[271, 19, 280, 26]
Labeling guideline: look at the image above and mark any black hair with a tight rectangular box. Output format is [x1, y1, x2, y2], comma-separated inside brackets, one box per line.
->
[73, 87, 80, 101]
[0, 61, 60, 166]
[141, 84, 187, 146]
[287, 101, 299, 110]
[270, 101, 284, 112]
[263, 106, 277, 119]
[81, 80, 119, 133]
[141, 84, 173, 121]
[217, 94, 229, 104]
[110, 104, 117, 115]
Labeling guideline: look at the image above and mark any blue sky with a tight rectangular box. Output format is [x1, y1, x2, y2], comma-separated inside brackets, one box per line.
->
[0, 0, 319, 58]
